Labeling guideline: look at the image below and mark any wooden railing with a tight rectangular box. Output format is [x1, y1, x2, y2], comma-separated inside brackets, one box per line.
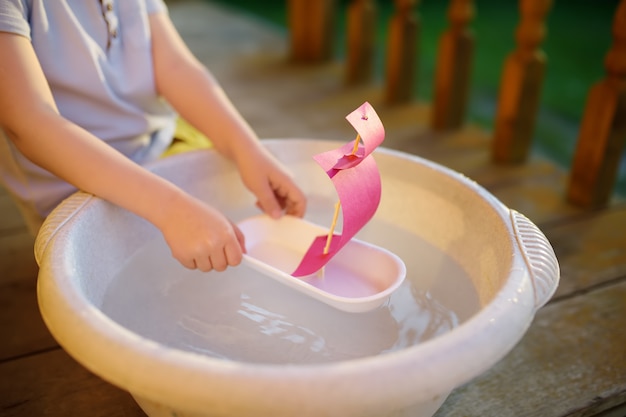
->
[568, 0, 626, 207]
[287, 0, 626, 208]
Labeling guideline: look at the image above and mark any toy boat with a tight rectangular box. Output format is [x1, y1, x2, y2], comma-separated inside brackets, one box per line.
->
[238, 102, 406, 312]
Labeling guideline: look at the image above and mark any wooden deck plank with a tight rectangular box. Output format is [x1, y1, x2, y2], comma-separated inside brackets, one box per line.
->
[0, 188, 55, 361]
[0, 191, 26, 234]
[0, 348, 145, 417]
[0, 278, 56, 362]
[546, 204, 626, 300]
[435, 279, 626, 417]
[0, 231, 36, 281]
[0, 230, 57, 362]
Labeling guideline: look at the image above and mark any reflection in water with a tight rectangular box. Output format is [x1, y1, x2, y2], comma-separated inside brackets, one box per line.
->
[101, 222, 478, 365]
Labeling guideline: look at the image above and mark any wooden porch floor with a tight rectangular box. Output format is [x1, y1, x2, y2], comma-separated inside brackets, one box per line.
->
[2, 1, 625, 416]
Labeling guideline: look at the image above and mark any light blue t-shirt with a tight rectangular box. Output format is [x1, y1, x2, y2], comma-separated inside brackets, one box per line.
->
[0, 0, 176, 233]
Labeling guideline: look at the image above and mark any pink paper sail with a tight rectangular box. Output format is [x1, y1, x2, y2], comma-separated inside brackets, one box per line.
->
[292, 102, 385, 277]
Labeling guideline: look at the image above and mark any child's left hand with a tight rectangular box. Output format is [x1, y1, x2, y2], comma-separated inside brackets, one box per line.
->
[236, 146, 307, 219]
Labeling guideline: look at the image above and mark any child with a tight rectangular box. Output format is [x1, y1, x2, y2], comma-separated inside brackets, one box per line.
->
[0, 0, 307, 272]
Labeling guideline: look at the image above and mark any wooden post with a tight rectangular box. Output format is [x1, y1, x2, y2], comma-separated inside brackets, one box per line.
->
[345, 0, 377, 85]
[431, 0, 475, 131]
[288, 0, 336, 63]
[492, 0, 553, 164]
[384, 0, 420, 104]
[567, 0, 626, 208]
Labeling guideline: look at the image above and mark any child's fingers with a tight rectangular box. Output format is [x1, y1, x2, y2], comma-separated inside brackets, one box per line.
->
[179, 257, 197, 270]
[210, 252, 228, 272]
[283, 187, 306, 217]
[224, 240, 243, 267]
[256, 182, 283, 219]
[229, 221, 247, 256]
[194, 253, 213, 272]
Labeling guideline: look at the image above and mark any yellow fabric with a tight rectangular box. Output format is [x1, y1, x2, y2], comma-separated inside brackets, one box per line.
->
[161, 117, 213, 158]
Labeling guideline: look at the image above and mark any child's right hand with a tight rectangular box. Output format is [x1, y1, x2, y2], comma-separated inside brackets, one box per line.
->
[155, 192, 246, 272]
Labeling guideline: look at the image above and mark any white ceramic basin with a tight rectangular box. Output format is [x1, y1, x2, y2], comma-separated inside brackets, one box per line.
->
[35, 139, 559, 417]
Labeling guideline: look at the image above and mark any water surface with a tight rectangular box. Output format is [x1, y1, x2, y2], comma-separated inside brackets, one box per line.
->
[101, 219, 479, 364]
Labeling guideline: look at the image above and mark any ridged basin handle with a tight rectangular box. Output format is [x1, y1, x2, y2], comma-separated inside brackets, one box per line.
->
[510, 210, 560, 311]
[34, 192, 94, 266]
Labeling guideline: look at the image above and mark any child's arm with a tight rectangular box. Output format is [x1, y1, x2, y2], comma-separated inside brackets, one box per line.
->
[148, 12, 307, 220]
[0, 32, 244, 272]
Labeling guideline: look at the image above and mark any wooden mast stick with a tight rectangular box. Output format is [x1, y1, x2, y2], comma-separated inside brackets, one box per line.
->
[323, 201, 342, 254]
[323, 134, 361, 256]
[351, 133, 361, 155]
[318, 134, 361, 278]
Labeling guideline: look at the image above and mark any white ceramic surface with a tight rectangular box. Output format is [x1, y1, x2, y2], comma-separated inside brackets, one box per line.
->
[35, 139, 559, 417]
[238, 214, 407, 312]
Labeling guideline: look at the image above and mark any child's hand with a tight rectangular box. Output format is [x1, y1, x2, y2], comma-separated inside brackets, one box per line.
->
[237, 147, 307, 219]
[156, 193, 245, 272]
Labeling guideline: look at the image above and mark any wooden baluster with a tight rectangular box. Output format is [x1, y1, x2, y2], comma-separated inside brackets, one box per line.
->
[288, 0, 336, 63]
[385, 0, 420, 104]
[567, 0, 626, 207]
[492, 0, 553, 164]
[431, 0, 475, 131]
[345, 0, 377, 85]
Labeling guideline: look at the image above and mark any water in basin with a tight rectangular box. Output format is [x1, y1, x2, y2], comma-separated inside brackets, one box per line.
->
[101, 218, 479, 364]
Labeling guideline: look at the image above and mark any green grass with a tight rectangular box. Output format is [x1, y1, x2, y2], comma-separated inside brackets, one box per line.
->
[206, 0, 624, 194]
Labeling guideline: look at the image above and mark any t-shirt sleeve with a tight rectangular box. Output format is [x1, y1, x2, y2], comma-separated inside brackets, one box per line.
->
[144, 0, 167, 15]
[0, 0, 30, 39]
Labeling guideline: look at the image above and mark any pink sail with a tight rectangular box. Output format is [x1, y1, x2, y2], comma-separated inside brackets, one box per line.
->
[292, 102, 385, 277]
